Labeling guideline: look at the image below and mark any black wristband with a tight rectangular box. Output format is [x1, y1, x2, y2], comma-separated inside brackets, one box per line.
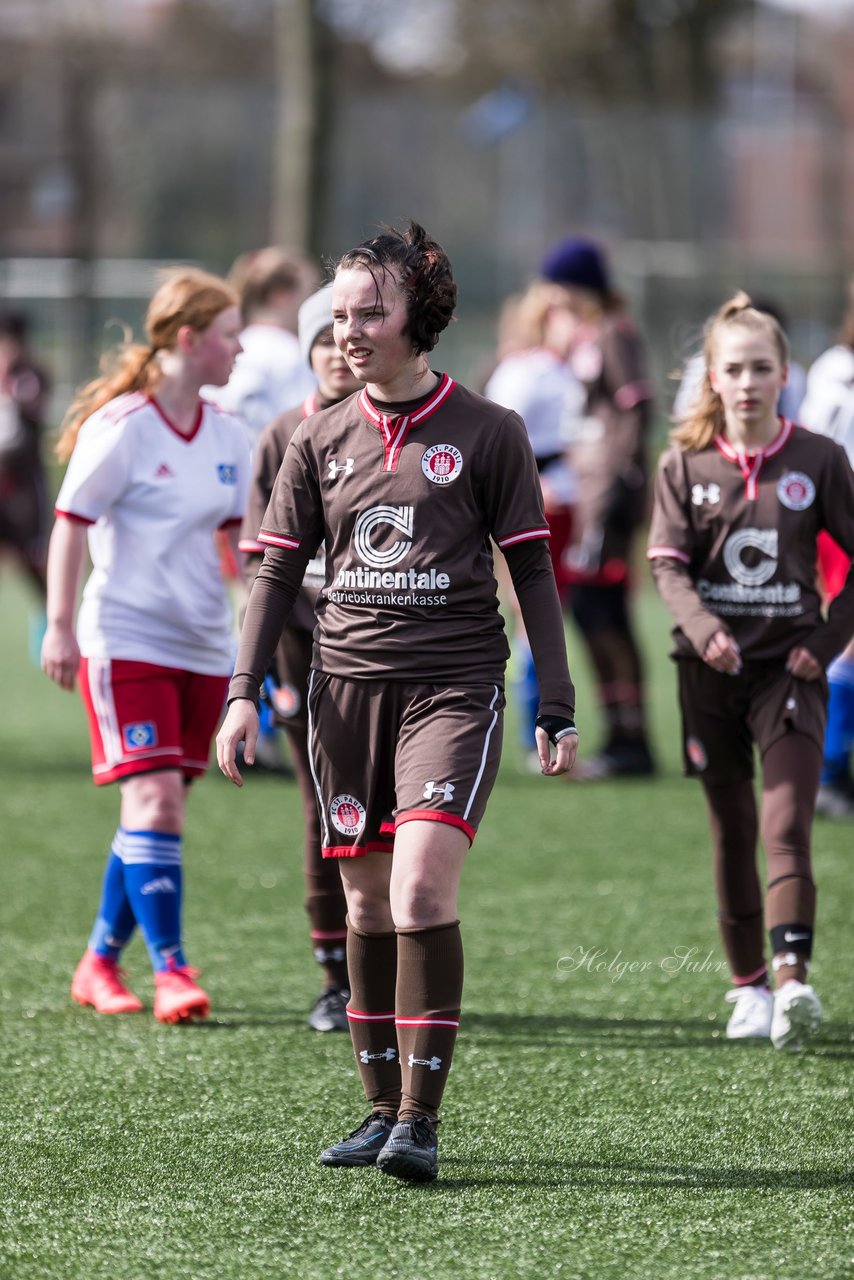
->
[535, 714, 578, 746]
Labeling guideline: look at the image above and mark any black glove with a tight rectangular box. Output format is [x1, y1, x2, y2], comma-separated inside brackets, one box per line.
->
[535, 714, 578, 746]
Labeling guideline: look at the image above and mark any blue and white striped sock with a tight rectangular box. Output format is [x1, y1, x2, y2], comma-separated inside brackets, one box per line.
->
[88, 835, 137, 960]
[115, 828, 186, 972]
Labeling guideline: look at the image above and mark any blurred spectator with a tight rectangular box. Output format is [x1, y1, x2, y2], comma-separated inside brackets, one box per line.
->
[0, 311, 51, 654]
[540, 235, 655, 778]
[211, 246, 320, 447]
[673, 297, 807, 424]
[800, 279, 854, 818]
[485, 281, 583, 762]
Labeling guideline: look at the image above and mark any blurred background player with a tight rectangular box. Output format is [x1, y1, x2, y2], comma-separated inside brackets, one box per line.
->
[485, 281, 582, 765]
[239, 283, 361, 1031]
[799, 277, 854, 819]
[0, 310, 51, 655]
[217, 221, 578, 1182]
[214, 246, 320, 448]
[540, 235, 655, 778]
[648, 292, 854, 1051]
[41, 268, 248, 1024]
[212, 246, 321, 774]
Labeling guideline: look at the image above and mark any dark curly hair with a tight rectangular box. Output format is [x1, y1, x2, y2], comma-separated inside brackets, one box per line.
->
[335, 221, 457, 355]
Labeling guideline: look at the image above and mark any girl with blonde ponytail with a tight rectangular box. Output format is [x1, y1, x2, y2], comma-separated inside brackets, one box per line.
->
[41, 267, 249, 1026]
[671, 291, 790, 452]
[648, 290, 854, 1052]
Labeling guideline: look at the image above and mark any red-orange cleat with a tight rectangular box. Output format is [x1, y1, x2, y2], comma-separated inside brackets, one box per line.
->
[71, 949, 144, 1015]
[153, 959, 210, 1024]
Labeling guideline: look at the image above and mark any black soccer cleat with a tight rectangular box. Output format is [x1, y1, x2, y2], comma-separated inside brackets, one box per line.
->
[376, 1116, 439, 1182]
[318, 1112, 396, 1167]
[307, 987, 350, 1033]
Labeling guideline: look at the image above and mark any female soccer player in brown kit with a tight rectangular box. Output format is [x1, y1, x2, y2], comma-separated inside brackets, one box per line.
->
[218, 222, 578, 1180]
[648, 293, 854, 1050]
[239, 284, 361, 1032]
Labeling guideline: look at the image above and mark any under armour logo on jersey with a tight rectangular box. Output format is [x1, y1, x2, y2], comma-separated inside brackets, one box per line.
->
[423, 780, 455, 802]
[360, 1048, 397, 1063]
[328, 457, 355, 480]
[408, 1054, 442, 1071]
[154, 462, 173, 478]
[692, 483, 721, 506]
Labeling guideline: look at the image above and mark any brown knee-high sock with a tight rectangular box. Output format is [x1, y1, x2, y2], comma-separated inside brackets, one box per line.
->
[306, 870, 348, 991]
[395, 921, 463, 1124]
[703, 779, 767, 984]
[762, 734, 822, 986]
[345, 921, 400, 1117]
[287, 727, 349, 990]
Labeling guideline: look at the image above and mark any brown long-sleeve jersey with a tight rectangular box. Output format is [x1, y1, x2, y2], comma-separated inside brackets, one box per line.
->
[647, 420, 854, 664]
[229, 374, 575, 716]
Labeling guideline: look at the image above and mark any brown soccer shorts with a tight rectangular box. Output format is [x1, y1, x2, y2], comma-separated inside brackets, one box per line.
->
[306, 672, 505, 857]
[676, 657, 828, 786]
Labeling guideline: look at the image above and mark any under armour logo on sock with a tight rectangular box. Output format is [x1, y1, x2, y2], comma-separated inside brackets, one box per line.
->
[313, 945, 346, 964]
[360, 1048, 397, 1063]
[140, 876, 177, 895]
[408, 1053, 442, 1070]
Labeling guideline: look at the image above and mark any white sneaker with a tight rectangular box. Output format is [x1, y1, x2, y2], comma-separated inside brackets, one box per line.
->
[771, 980, 822, 1051]
[724, 984, 773, 1039]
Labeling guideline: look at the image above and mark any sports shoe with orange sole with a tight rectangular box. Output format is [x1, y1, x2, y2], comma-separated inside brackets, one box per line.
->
[153, 959, 210, 1024]
[71, 949, 144, 1014]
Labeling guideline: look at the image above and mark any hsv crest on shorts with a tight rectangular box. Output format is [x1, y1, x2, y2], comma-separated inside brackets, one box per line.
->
[776, 471, 815, 512]
[421, 444, 463, 486]
[122, 721, 158, 751]
[687, 736, 708, 771]
[330, 794, 367, 837]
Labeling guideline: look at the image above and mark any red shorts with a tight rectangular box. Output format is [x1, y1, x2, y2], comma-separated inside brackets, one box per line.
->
[79, 658, 228, 786]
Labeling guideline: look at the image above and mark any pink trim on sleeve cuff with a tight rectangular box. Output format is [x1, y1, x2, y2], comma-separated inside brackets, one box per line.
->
[259, 530, 301, 550]
[647, 545, 690, 564]
[55, 508, 95, 526]
[238, 538, 265, 553]
[497, 527, 551, 549]
[614, 379, 654, 410]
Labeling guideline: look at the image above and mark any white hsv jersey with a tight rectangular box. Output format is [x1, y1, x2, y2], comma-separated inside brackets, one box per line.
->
[55, 392, 250, 675]
[799, 345, 854, 467]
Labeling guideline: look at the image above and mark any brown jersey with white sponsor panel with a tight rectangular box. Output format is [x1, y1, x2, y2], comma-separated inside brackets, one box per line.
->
[648, 420, 854, 664]
[239, 392, 326, 634]
[257, 374, 557, 687]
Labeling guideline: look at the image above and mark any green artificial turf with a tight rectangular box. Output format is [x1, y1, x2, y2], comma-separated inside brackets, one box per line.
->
[1, 575, 852, 1280]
